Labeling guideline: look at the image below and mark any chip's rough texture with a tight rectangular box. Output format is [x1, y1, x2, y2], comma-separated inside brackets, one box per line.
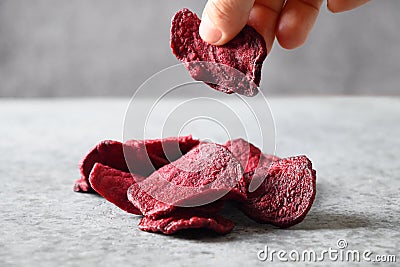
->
[74, 140, 127, 193]
[75, 137, 317, 235]
[171, 8, 267, 97]
[127, 143, 244, 219]
[89, 163, 145, 215]
[74, 135, 199, 192]
[139, 213, 234, 235]
[224, 138, 280, 194]
[125, 135, 200, 176]
[239, 156, 317, 228]
[224, 138, 279, 173]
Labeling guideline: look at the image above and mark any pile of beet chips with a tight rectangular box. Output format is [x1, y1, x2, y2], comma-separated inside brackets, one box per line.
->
[74, 136, 316, 235]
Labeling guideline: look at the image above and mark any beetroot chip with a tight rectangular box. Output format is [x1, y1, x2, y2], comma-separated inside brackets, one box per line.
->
[74, 135, 199, 192]
[239, 156, 317, 228]
[74, 140, 128, 192]
[155, 200, 225, 219]
[127, 143, 244, 219]
[224, 138, 280, 194]
[224, 138, 262, 173]
[224, 138, 279, 173]
[89, 163, 145, 215]
[125, 135, 200, 175]
[75, 135, 317, 234]
[171, 8, 267, 97]
[139, 213, 234, 235]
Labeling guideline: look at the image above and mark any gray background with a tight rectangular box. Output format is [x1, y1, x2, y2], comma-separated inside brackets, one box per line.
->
[0, 0, 399, 97]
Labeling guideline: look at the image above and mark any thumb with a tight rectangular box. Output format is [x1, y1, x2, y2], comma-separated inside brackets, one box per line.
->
[199, 0, 255, 45]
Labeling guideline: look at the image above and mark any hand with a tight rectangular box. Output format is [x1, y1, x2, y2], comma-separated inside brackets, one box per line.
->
[199, 0, 370, 51]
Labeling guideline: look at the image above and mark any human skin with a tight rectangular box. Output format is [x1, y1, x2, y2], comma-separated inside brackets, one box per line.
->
[199, 0, 370, 51]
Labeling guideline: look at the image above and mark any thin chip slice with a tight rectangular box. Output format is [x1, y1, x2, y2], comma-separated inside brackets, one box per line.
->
[239, 156, 317, 228]
[125, 135, 200, 175]
[139, 213, 234, 235]
[75, 136, 317, 233]
[89, 163, 145, 215]
[89, 163, 224, 216]
[74, 140, 127, 192]
[74, 135, 199, 192]
[224, 138, 279, 173]
[224, 138, 280, 194]
[127, 143, 244, 219]
[171, 8, 267, 96]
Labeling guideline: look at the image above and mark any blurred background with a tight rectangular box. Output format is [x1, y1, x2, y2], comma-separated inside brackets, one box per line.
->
[0, 0, 399, 97]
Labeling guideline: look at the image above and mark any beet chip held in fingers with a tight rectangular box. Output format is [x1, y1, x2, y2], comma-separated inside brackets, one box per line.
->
[170, 8, 267, 97]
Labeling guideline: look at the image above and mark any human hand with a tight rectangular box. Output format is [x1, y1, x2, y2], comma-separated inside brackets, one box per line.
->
[199, 0, 370, 51]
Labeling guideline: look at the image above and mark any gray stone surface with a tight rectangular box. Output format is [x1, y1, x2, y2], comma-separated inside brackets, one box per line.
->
[0, 0, 399, 97]
[0, 97, 399, 266]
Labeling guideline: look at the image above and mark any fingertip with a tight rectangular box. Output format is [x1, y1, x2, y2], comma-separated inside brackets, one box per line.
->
[276, 19, 308, 49]
[327, 0, 370, 13]
[199, 15, 223, 45]
[247, 2, 283, 53]
[277, 38, 306, 50]
[199, 0, 254, 46]
[327, 5, 340, 13]
[276, 0, 322, 50]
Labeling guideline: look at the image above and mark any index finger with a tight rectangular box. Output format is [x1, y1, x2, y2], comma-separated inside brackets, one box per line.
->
[247, 0, 286, 52]
[276, 0, 323, 49]
[328, 0, 370, 13]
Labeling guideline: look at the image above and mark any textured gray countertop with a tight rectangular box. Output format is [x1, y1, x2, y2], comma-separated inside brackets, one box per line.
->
[0, 97, 399, 266]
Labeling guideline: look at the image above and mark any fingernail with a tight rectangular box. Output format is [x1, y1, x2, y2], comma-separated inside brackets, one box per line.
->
[199, 16, 222, 44]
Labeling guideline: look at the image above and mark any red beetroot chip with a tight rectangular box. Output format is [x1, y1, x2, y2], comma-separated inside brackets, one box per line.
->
[239, 156, 317, 228]
[170, 8, 267, 97]
[125, 135, 200, 174]
[75, 136, 317, 234]
[224, 138, 280, 193]
[224, 138, 263, 173]
[224, 138, 279, 173]
[139, 213, 234, 235]
[127, 143, 244, 219]
[74, 135, 199, 192]
[74, 140, 128, 192]
[89, 162, 224, 216]
[88, 163, 145, 215]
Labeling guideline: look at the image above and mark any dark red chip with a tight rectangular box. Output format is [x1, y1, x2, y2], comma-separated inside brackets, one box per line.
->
[224, 138, 280, 196]
[224, 138, 262, 173]
[139, 213, 234, 235]
[74, 140, 127, 193]
[75, 136, 317, 234]
[224, 138, 279, 173]
[88, 163, 145, 215]
[170, 8, 267, 97]
[239, 156, 317, 228]
[127, 143, 244, 219]
[125, 135, 200, 175]
[73, 135, 199, 192]
[89, 161, 224, 216]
